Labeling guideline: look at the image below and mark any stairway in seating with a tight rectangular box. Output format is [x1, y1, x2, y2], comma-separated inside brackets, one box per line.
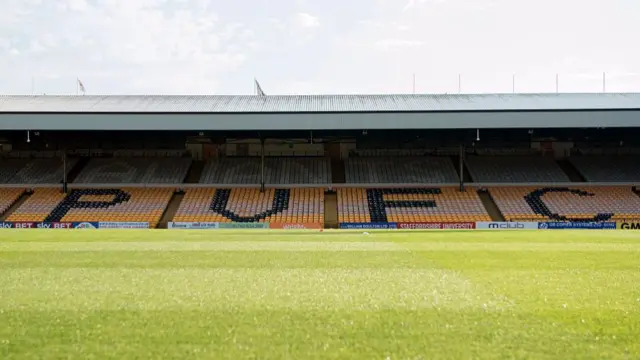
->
[184, 160, 205, 183]
[477, 190, 505, 221]
[324, 191, 339, 229]
[0, 190, 32, 221]
[556, 159, 586, 182]
[157, 192, 184, 229]
[331, 159, 345, 183]
[65, 157, 90, 183]
[451, 156, 473, 182]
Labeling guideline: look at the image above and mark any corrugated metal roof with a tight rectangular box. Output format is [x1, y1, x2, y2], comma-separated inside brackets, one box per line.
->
[1, 93, 640, 113]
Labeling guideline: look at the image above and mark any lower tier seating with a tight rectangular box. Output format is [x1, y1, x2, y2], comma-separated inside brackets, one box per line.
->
[172, 188, 324, 224]
[489, 187, 640, 222]
[4, 186, 639, 227]
[337, 188, 491, 223]
[6, 188, 173, 228]
[0, 188, 25, 216]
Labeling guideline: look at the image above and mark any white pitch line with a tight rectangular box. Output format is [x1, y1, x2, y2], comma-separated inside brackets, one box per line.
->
[0, 241, 407, 252]
[1, 241, 639, 252]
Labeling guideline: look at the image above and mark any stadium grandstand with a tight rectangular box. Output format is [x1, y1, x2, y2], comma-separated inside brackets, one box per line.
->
[1, 93, 640, 229]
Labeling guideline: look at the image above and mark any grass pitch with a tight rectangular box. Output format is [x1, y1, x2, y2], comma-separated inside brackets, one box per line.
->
[1, 230, 639, 359]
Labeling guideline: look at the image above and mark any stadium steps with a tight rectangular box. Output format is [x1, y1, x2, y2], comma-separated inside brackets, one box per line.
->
[157, 192, 185, 229]
[184, 160, 205, 183]
[331, 159, 345, 183]
[66, 157, 90, 183]
[324, 191, 339, 228]
[0, 190, 32, 221]
[477, 189, 505, 221]
[452, 156, 473, 182]
[556, 159, 586, 182]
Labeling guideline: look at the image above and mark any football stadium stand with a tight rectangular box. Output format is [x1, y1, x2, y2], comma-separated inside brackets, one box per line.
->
[6, 188, 172, 227]
[2, 94, 640, 228]
[172, 188, 324, 224]
[199, 157, 330, 184]
[344, 157, 459, 184]
[465, 156, 569, 183]
[489, 187, 640, 222]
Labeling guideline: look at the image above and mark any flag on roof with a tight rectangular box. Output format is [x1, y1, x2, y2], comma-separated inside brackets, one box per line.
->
[254, 79, 266, 96]
[77, 78, 86, 94]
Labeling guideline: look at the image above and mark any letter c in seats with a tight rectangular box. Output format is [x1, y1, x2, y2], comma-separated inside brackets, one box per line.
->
[524, 188, 613, 222]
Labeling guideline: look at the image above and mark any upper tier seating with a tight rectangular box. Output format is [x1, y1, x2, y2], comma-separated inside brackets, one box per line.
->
[0, 159, 28, 183]
[489, 187, 640, 222]
[7, 188, 173, 228]
[337, 188, 490, 223]
[0, 159, 76, 184]
[0, 188, 25, 216]
[74, 158, 191, 183]
[199, 158, 330, 184]
[10, 158, 78, 184]
[465, 156, 569, 183]
[173, 188, 324, 224]
[569, 156, 640, 182]
[344, 157, 459, 184]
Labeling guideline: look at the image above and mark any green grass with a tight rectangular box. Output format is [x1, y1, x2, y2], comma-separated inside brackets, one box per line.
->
[1, 230, 639, 359]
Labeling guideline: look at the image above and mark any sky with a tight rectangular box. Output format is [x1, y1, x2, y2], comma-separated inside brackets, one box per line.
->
[0, 0, 638, 95]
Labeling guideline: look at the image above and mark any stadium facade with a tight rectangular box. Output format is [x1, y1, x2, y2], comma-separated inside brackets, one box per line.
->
[1, 93, 640, 230]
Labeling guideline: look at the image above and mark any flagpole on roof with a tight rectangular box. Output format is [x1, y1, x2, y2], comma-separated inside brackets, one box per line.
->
[412, 73, 416, 94]
[76, 78, 86, 96]
[254, 78, 266, 96]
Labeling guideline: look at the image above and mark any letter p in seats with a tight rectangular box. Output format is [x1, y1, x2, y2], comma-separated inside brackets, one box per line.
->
[44, 189, 131, 222]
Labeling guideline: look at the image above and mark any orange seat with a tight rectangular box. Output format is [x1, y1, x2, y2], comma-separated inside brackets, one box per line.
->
[0, 188, 26, 216]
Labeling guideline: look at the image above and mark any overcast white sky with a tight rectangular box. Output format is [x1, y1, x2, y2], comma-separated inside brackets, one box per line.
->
[0, 0, 638, 95]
